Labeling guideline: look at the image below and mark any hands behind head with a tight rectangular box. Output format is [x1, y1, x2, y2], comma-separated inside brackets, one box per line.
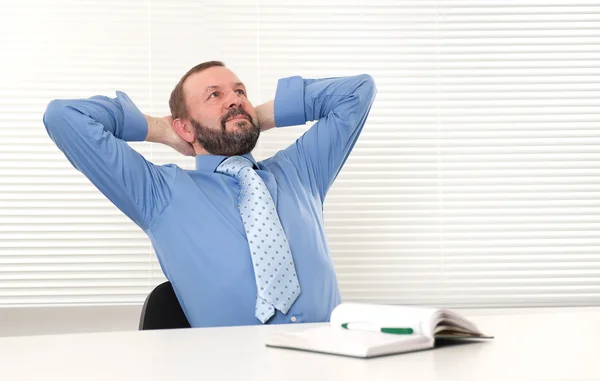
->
[162, 116, 196, 157]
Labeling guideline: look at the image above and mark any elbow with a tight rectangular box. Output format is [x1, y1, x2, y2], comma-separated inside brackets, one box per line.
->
[43, 99, 70, 135]
[357, 74, 377, 104]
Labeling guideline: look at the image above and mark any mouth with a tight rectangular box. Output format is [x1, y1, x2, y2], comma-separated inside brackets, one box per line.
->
[227, 115, 250, 122]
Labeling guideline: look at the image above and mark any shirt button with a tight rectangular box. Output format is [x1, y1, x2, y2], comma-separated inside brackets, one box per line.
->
[290, 316, 297, 323]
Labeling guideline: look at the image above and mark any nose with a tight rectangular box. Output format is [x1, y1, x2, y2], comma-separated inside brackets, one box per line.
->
[226, 91, 243, 109]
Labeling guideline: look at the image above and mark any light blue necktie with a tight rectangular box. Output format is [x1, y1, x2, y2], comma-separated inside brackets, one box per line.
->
[216, 156, 301, 323]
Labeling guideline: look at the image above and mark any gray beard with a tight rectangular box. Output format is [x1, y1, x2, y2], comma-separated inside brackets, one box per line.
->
[191, 116, 260, 156]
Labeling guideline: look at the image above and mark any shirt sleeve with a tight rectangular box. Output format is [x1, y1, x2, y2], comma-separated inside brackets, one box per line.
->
[43, 91, 177, 230]
[274, 74, 377, 202]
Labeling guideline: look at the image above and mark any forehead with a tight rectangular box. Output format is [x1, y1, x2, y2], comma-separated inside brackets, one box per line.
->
[183, 66, 243, 99]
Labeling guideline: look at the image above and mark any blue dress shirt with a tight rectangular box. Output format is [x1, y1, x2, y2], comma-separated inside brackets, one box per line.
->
[43, 74, 376, 327]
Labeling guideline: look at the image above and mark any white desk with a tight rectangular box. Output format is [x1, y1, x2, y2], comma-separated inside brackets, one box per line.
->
[1, 307, 599, 381]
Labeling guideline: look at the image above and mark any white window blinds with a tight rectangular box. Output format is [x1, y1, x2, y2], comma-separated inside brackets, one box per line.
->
[0, 0, 161, 305]
[0, 0, 599, 307]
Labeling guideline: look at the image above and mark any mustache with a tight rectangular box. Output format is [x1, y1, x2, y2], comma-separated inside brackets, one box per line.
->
[220, 108, 252, 128]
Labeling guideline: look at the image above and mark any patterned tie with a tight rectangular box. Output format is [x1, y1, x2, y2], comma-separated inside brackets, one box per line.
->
[216, 156, 301, 323]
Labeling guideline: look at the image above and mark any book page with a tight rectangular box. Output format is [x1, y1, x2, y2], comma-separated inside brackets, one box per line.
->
[329, 303, 440, 336]
[432, 310, 484, 336]
[266, 326, 433, 358]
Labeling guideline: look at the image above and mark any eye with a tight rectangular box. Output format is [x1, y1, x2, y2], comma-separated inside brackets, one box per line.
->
[235, 89, 246, 96]
[209, 91, 220, 98]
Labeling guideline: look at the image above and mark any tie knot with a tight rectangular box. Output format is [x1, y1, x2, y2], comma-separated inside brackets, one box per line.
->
[215, 156, 254, 178]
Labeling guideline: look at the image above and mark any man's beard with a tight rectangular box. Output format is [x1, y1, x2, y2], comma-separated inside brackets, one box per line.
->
[191, 108, 260, 156]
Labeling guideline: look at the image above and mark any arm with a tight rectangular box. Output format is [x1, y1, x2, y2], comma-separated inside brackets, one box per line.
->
[144, 114, 195, 156]
[254, 100, 276, 132]
[43, 92, 180, 230]
[273, 74, 377, 200]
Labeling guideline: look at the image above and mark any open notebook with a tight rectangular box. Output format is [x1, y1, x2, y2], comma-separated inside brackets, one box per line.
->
[265, 303, 492, 358]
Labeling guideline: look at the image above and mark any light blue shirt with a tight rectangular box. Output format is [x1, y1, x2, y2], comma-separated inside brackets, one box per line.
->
[43, 74, 377, 327]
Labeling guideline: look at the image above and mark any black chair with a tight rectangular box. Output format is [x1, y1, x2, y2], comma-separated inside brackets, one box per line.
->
[139, 281, 191, 330]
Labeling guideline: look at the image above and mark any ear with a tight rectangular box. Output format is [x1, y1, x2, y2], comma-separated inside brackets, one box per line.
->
[172, 118, 196, 143]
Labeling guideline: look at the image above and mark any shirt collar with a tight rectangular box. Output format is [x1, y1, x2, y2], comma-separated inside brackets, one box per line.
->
[195, 152, 259, 172]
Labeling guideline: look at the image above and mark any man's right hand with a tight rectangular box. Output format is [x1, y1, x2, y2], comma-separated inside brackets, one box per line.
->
[144, 115, 195, 157]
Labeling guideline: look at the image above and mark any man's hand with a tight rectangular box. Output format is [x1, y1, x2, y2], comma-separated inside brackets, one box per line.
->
[255, 100, 276, 132]
[144, 115, 195, 156]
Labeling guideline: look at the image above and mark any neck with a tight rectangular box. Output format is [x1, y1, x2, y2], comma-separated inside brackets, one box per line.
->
[192, 142, 209, 156]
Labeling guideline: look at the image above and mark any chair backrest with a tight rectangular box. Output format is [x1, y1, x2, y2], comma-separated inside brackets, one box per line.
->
[139, 281, 191, 330]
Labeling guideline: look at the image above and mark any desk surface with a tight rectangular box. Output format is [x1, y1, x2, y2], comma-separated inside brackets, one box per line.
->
[1, 307, 599, 381]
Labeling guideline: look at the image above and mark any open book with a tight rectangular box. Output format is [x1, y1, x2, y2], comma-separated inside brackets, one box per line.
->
[265, 303, 492, 358]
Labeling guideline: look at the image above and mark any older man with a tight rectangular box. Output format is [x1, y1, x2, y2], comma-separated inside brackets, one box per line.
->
[43, 61, 376, 327]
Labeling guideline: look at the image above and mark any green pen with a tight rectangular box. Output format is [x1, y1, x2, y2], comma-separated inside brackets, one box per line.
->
[341, 322, 415, 335]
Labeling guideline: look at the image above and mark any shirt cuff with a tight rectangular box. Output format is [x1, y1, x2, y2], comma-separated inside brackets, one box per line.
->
[116, 91, 148, 141]
[274, 76, 306, 127]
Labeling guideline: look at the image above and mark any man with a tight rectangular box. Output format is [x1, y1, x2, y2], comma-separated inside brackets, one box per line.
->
[43, 61, 376, 327]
